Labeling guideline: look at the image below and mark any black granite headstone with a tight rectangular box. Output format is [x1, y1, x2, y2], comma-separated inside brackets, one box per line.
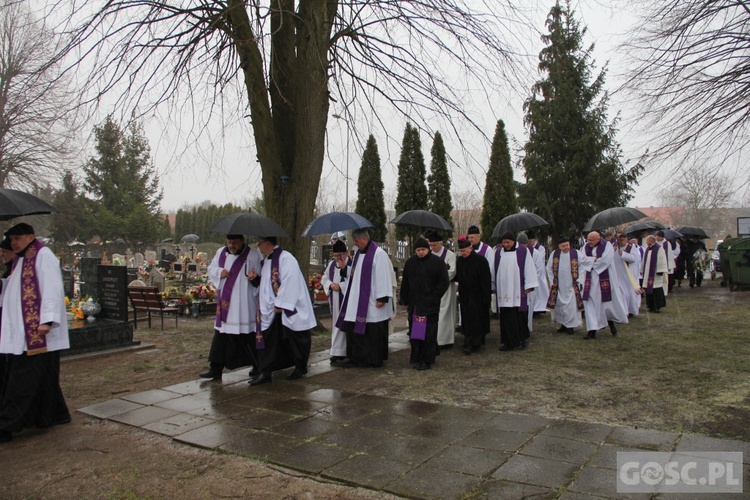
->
[97, 265, 129, 321]
[61, 268, 74, 300]
[127, 267, 138, 285]
[80, 257, 101, 300]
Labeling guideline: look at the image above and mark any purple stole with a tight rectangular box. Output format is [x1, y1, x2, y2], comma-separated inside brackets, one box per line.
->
[582, 240, 612, 302]
[336, 242, 379, 335]
[547, 249, 584, 311]
[11, 240, 47, 355]
[410, 311, 427, 340]
[476, 242, 488, 257]
[493, 244, 530, 311]
[437, 247, 447, 262]
[643, 244, 661, 293]
[215, 245, 251, 328]
[327, 257, 351, 313]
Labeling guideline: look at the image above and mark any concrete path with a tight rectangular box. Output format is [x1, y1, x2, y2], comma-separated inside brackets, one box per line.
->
[79, 333, 750, 499]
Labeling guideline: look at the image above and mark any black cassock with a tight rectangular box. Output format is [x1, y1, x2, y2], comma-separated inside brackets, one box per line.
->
[454, 250, 492, 349]
[399, 253, 449, 365]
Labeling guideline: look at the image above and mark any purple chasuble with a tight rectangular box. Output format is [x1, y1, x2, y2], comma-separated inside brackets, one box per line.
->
[215, 245, 251, 328]
[582, 240, 612, 302]
[10, 240, 47, 355]
[335, 241, 379, 335]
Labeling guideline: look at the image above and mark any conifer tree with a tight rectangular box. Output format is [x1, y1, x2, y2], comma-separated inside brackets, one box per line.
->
[519, 2, 641, 242]
[427, 131, 454, 235]
[480, 120, 517, 237]
[394, 123, 428, 241]
[355, 135, 387, 242]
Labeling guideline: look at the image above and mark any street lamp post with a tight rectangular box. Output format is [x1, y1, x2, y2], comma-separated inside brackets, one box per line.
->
[332, 114, 349, 212]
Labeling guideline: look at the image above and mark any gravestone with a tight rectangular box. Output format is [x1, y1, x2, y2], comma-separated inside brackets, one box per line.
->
[134, 252, 144, 267]
[126, 267, 138, 285]
[145, 250, 157, 262]
[61, 268, 74, 300]
[97, 265, 129, 321]
[150, 267, 165, 292]
[80, 257, 101, 299]
[111, 253, 125, 265]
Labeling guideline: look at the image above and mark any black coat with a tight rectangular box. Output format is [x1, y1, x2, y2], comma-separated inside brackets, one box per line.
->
[399, 252, 449, 316]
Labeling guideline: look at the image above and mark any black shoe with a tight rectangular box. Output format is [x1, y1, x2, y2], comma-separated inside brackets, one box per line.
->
[0, 430, 11, 443]
[438, 344, 454, 351]
[247, 365, 257, 376]
[249, 373, 272, 386]
[463, 348, 472, 355]
[286, 369, 304, 380]
[566, 328, 575, 335]
[499, 345, 514, 351]
[521, 339, 529, 349]
[53, 414, 72, 426]
[331, 357, 353, 367]
[609, 321, 618, 336]
[417, 363, 431, 371]
[583, 331, 596, 340]
[199, 371, 222, 380]
[556, 325, 567, 333]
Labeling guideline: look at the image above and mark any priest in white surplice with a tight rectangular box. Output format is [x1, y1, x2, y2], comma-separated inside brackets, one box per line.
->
[320, 240, 351, 363]
[526, 231, 550, 317]
[247, 236, 316, 385]
[545, 237, 583, 334]
[335, 229, 393, 368]
[495, 231, 538, 351]
[0, 223, 71, 443]
[614, 234, 642, 316]
[578, 231, 629, 340]
[426, 231, 457, 350]
[655, 231, 676, 294]
[641, 235, 668, 313]
[200, 234, 263, 380]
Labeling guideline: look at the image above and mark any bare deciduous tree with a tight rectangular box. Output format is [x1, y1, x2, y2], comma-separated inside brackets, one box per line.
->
[49, 0, 533, 270]
[622, 1, 750, 167]
[0, 1, 77, 188]
[664, 165, 737, 236]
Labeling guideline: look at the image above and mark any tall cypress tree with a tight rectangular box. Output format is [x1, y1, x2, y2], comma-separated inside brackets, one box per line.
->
[427, 131, 454, 235]
[355, 135, 387, 242]
[481, 120, 517, 237]
[519, 1, 641, 242]
[394, 123, 428, 241]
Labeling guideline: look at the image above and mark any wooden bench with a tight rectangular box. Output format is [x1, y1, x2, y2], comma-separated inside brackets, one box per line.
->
[128, 285, 179, 330]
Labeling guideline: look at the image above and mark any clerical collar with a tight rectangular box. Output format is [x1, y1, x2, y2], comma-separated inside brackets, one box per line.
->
[472, 242, 480, 250]
[16, 240, 36, 258]
[359, 240, 373, 253]
[503, 243, 517, 252]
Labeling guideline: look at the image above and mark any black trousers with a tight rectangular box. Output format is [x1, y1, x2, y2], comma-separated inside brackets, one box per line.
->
[208, 330, 256, 372]
[256, 314, 311, 376]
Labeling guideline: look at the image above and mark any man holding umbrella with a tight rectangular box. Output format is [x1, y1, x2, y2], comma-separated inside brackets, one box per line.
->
[248, 236, 316, 384]
[200, 233, 263, 380]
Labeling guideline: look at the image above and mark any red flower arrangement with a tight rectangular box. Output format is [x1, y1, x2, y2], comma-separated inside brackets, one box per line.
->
[189, 284, 217, 301]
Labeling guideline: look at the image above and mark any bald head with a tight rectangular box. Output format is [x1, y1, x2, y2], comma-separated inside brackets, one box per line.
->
[586, 231, 601, 248]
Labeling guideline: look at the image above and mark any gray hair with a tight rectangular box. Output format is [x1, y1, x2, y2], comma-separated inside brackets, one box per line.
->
[352, 228, 371, 240]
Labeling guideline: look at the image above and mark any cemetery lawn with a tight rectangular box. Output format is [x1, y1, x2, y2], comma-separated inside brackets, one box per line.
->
[1, 278, 748, 498]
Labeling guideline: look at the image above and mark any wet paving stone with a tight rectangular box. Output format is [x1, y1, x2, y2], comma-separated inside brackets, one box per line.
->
[541, 419, 612, 443]
[143, 413, 217, 437]
[457, 427, 534, 453]
[220, 430, 301, 460]
[484, 412, 551, 434]
[322, 453, 411, 489]
[565, 465, 650, 499]
[229, 408, 298, 431]
[155, 394, 216, 413]
[675, 433, 750, 463]
[162, 379, 217, 396]
[431, 407, 497, 427]
[349, 410, 418, 432]
[317, 425, 394, 452]
[492, 454, 580, 489]
[424, 444, 510, 477]
[520, 434, 599, 465]
[78, 399, 143, 419]
[367, 434, 448, 465]
[605, 426, 680, 452]
[471, 479, 557, 499]
[120, 389, 182, 406]
[201, 383, 256, 404]
[109, 405, 179, 427]
[389, 399, 445, 418]
[400, 419, 477, 444]
[313, 403, 374, 423]
[174, 422, 253, 449]
[186, 401, 246, 420]
[273, 441, 352, 474]
[266, 415, 342, 440]
[588, 443, 648, 470]
[265, 398, 331, 416]
[305, 388, 357, 404]
[385, 464, 484, 499]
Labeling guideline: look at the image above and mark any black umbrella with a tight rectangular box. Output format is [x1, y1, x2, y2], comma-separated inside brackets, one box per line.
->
[622, 220, 665, 235]
[0, 188, 55, 221]
[582, 207, 647, 232]
[676, 226, 709, 239]
[209, 212, 288, 237]
[390, 210, 452, 231]
[181, 234, 200, 243]
[491, 213, 548, 239]
[661, 229, 683, 240]
[301, 212, 374, 237]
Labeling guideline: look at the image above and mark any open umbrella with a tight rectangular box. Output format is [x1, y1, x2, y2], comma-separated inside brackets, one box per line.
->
[301, 212, 373, 237]
[661, 229, 683, 240]
[390, 210, 452, 231]
[491, 213, 548, 239]
[0, 188, 56, 221]
[582, 207, 647, 232]
[622, 220, 665, 235]
[161, 237, 174, 243]
[209, 212, 288, 237]
[68, 240, 86, 247]
[181, 234, 200, 243]
[676, 226, 709, 239]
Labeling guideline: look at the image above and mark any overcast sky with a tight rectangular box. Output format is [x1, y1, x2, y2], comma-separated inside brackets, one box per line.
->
[133, 1, 682, 213]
